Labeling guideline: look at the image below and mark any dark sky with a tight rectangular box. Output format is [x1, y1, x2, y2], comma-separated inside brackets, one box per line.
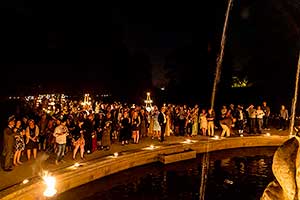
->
[209, 0, 300, 108]
[0, 2, 206, 102]
[1, 1, 299, 106]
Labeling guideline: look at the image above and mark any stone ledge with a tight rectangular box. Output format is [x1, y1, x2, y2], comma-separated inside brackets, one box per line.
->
[158, 149, 197, 164]
[0, 135, 289, 200]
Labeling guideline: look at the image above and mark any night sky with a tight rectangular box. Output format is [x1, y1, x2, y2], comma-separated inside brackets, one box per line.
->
[209, 0, 300, 109]
[1, 1, 300, 107]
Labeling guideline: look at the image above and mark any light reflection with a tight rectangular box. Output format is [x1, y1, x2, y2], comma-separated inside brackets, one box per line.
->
[181, 139, 198, 144]
[107, 152, 121, 159]
[142, 145, 160, 150]
[224, 179, 234, 185]
[211, 135, 220, 140]
[68, 162, 84, 170]
[74, 163, 80, 167]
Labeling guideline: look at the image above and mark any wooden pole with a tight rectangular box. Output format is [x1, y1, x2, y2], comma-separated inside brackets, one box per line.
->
[210, 0, 234, 110]
[202, 0, 234, 199]
[289, 52, 300, 135]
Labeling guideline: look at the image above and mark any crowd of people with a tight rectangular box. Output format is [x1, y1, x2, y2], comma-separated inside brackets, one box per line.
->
[1, 97, 290, 172]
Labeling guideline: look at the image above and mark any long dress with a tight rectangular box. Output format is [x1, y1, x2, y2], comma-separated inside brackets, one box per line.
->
[152, 112, 161, 132]
[165, 114, 171, 136]
[147, 113, 154, 136]
[191, 112, 199, 136]
[101, 123, 111, 147]
[140, 114, 147, 138]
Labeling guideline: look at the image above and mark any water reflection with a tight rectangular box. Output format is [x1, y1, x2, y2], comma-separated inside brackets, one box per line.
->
[59, 147, 277, 200]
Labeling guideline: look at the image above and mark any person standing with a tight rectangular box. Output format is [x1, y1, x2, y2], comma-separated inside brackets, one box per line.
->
[199, 109, 208, 136]
[84, 113, 95, 154]
[25, 119, 39, 160]
[152, 106, 161, 140]
[72, 120, 85, 160]
[207, 108, 215, 137]
[38, 113, 48, 151]
[177, 106, 186, 136]
[131, 111, 141, 144]
[236, 105, 245, 135]
[191, 107, 199, 137]
[256, 106, 265, 134]
[2, 115, 16, 171]
[139, 109, 148, 138]
[53, 117, 69, 165]
[158, 106, 167, 142]
[119, 111, 131, 145]
[101, 121, 112, 150]
[13, 120, 25, 166]
[262, 101, 271, 130]
[246, 105, 257, 134]
[279, 105, 288, 131]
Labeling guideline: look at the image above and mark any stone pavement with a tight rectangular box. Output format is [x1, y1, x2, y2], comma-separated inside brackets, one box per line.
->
[0, 128, 290, 192]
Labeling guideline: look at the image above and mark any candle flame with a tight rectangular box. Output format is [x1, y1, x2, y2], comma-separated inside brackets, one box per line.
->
[74, 163, 80, 167]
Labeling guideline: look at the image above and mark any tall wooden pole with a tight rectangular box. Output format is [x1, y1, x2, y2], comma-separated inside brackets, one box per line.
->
[210, 0, 234, 110]
[289, 52, 300, 135]
[201, 0, 234, 199]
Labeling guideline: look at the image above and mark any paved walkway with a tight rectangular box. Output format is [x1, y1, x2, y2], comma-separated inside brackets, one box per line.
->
[0, 128, 290, 192]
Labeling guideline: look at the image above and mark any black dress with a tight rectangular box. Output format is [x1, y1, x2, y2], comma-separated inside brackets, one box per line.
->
[26, 126, 39, 149]
[120, 117, 131, 142]
[131, 117, 140, 131]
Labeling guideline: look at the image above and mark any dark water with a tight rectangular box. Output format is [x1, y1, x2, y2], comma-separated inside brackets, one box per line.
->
[58, 147, 277, 200]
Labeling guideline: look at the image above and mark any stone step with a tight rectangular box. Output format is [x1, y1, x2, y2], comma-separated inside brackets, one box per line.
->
[158, 150, 197, 164]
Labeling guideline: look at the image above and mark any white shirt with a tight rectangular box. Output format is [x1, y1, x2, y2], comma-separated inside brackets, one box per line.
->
[256, 110, 265, 119]
[53, 124, 69, 144]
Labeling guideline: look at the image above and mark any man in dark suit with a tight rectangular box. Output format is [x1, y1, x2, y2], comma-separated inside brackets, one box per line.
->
[158, 106, 167, 142]
[2, 115, 16, 171]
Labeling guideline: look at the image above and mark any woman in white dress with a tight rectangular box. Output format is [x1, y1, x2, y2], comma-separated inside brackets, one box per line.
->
[152, 106, 161, 140]
[199, 109, 208, 136]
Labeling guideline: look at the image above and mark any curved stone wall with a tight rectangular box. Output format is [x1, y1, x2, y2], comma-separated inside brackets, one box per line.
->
[0, 135, 289, 200]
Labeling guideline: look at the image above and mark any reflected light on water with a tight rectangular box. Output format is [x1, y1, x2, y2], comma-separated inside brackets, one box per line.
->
[59, 147, 277, 200]
[240, 162, 245, 174]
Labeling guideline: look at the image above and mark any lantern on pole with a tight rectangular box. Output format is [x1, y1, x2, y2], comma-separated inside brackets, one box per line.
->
[144, 92, 153, 112]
